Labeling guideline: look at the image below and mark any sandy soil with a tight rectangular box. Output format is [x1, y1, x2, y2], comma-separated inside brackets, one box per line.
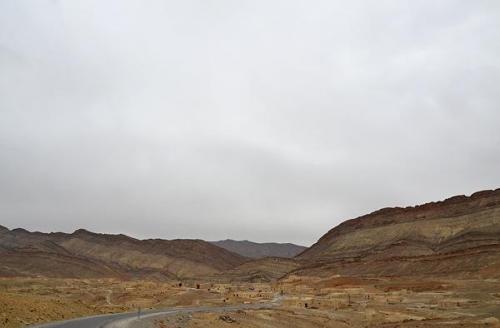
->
[2, 276, 500, 328]
[122, 277, 500, 328]
[0, 278, 250, 328]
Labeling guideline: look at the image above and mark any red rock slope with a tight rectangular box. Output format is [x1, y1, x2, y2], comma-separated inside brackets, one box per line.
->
[296, 189, 500, 278]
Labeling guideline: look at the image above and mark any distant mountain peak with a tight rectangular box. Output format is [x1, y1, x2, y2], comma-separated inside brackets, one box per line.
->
[72, 228, 94, 235]
[212, 239, 307, 259]
[11, 228, 29, 234]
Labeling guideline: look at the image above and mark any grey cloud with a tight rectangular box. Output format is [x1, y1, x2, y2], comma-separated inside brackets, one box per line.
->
[1, 1, 499, 245]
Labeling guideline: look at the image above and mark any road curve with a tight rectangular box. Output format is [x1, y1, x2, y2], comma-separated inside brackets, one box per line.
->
[30, 297, 281, 328]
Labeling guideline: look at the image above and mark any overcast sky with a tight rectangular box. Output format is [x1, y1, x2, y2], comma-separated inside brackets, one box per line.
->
[1, 1, 499, 245]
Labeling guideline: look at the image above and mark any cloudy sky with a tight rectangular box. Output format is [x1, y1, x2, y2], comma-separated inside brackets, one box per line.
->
[1, 1, 499, 245]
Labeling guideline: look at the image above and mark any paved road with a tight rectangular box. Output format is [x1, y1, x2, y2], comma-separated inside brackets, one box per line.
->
[31, 297, 281, 328]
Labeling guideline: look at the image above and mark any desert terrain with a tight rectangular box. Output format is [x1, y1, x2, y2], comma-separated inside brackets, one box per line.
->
[2, 276, 500, 327]
[1, 189, 500, 327]
[0, 278, 275, 327]
[3, 0, 499, 326]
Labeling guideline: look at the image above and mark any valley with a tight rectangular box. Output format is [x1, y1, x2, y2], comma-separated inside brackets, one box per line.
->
[1, 189, 500, 327]
[3, 276, 499, 328]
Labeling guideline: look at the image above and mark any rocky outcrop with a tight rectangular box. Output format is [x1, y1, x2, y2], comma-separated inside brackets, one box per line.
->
[296, 189, 500, 278]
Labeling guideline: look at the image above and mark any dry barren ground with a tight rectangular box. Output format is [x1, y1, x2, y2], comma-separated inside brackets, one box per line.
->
[0, 278, 261, 328]
[1, 276, 500, 328]
[129, 276, 500, 328]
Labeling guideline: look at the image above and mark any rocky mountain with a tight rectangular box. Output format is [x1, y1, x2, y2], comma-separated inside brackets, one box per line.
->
[211, 239, 306, 258]
[2, 188, 498, 281]
[296, 189, 500, 278]
[0, 227, 247, 280]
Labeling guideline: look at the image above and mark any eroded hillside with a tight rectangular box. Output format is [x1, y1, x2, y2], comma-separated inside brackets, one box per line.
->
[0, 228, 246, 279]
[296, 189, 500, 278]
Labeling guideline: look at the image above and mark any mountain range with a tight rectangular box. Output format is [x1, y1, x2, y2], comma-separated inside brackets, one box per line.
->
[0, 227, 246, 279]
[1, 188, 499, 281]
